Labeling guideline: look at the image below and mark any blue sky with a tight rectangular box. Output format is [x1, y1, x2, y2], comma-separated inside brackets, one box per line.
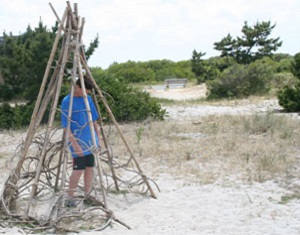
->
[1, 0, 300, 69]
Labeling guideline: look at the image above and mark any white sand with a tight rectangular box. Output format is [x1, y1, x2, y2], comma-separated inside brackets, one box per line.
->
[86, 178, 300, 235]
[146, 84, 207, 101]
[1, 86, 300, 235]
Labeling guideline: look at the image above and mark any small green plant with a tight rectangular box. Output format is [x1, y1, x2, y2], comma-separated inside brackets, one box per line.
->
[80, 225, 95, 230]
[108, 189, 129, 195]
[136, 127, 144, 144]
[280, 194, 300, 204]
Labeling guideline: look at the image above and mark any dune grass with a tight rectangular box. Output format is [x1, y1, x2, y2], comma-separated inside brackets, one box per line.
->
[106, 111, 300, 189]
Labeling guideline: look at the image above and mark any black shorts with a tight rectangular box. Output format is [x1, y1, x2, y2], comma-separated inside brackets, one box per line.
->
[73, 154, 95, 170]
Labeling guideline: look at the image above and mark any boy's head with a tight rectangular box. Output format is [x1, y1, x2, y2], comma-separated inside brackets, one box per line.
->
[76, 75, 94, 90]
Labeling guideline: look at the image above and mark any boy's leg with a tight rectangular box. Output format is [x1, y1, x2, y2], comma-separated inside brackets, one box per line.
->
[68, 170, 84, 197]
[84, 154, 95, 195]
[84, 167, 93, 194]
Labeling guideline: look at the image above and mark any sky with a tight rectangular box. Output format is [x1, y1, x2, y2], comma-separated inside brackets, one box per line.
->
[1, 0, 300, 69]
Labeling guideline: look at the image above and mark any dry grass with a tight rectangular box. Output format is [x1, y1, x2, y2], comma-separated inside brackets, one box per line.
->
[105, 112, 300, 190]
[1, 99, 299, 194]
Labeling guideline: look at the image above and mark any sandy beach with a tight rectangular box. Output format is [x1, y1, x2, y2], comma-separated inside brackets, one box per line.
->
[0, 85, 299, 235]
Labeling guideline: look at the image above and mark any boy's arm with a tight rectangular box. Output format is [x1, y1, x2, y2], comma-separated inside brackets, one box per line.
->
[93, 121, 102, 151]
[64, 128, 84, 157]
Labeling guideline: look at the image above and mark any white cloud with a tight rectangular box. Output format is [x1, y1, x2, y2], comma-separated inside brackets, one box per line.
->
[1, 0, 300, 68]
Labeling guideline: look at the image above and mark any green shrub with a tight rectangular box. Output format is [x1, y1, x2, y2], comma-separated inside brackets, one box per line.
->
[0, 103, 31, 129]
[246, 57, 275, 94]
[271, 72, 297, 90]
[276, 58, 293, 73]
[0, 71, 166, 130]
[91, 69, 166, 122]
[277, 52, 300, 112]
[0, 102, 44, 130]
[0, 103, 14, 129]
[206, 64, 248, 99]
[106, 59, 193, 83]
[277, 86, 300, 112]
[0, 84, 14, 101]
[207, 57, 275, 99]
[291, 52, 300, 78]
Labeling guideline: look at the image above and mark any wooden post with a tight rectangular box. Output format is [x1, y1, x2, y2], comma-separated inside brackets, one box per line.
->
[92, 92, 120, 191]
[26, 15, 72, 216]
[77, 60, 109, 209]
[80, 55, 157, 199]
[1, 8, 68, 206]
[80, 43, 120, 191]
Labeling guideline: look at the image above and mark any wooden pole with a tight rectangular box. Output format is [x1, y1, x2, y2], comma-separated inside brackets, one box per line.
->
[80, 55, 157, 199]
[67, 1, 78, 30]
[77, 61, 109, 209]
[59, 12, 81, 193]
[33, 32, 69, 131]
[60, 82, 75, 191]
[49, 2, 60, 23]
[26, 16, 72, 216]
[80, 46, 120, 191]
[92, 92, 120, 191]
[1, 8, 69, 206]
[57, 11, 81, 193]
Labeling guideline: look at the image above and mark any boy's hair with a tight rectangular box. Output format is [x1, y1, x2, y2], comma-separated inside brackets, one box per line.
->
[76, 75, 94, 90]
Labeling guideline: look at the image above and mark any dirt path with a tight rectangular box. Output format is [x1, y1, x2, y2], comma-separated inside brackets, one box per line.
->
[146, 84, 207, 100]
[146, 84, 284, 121]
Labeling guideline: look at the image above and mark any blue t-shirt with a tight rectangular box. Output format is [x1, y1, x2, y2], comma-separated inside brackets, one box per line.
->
[61, 94, 99, 157]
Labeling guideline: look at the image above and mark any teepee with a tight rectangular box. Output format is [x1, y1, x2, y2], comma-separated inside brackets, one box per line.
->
[0, 1, 157, 233]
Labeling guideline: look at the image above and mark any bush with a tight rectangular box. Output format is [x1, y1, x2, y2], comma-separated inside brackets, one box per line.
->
[271, 72, 297, 90]
[0, 101, 47, 130]
[0, 102, 35, 130]
[207, 57, 275, 99]
[277, 52, 300, 112]
[278, 86, 300, 112]
[0, 103, 14, 129]
[291, 52, 300, 78]
[206, 64, 248, 99]
[106, 59, 194, 84]
[0, 71, 166, 130]
[246, 57, 275, 94]
[91, 68, 166, 122]
[0, 84, 14, 101]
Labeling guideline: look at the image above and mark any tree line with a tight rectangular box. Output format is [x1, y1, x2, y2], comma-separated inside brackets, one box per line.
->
[0, 20, 299, 129]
